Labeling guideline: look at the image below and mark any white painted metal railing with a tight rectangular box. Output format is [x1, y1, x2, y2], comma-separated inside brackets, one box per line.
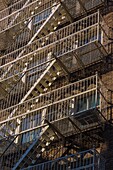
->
[0, 0, 57, 32]
[0, 0, 29, 19]
[0, 11, 109, 112]
[0, 0, 63, 52]
[0, 11, 101, 66]
[0, 0, 105, 54]
[0, 12, 109, 82]
[0, 74, 108, 137]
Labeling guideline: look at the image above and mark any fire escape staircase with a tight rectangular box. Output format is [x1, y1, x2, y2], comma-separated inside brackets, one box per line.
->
[0, 1, 67, 93]
[0, 0, 71, 141]
[0, 58, 69, 136]
[12, 126, 55, 170]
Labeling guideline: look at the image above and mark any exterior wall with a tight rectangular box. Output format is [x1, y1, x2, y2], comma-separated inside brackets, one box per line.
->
[100, 125, 113, 170]
[101, 11, 113, 170]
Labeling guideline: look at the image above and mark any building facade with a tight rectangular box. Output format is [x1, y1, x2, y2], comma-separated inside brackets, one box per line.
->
[0, 0, 113, 169]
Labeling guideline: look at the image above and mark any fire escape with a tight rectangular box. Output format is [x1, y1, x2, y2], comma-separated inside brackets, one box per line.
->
[0, 0, 110, 169]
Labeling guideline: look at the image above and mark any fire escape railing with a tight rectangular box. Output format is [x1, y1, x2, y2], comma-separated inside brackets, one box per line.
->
[0, 74, 109, 138]
[0, 12, 109, 109]
[21, 149, 105, 170]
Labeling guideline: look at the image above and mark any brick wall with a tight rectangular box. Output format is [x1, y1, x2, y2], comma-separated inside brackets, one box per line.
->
[99, 11, 113, 170]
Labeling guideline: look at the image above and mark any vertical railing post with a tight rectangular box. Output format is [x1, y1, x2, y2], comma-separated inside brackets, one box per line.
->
[95, 72, 98, 108]
[97, 10, 100, 42]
